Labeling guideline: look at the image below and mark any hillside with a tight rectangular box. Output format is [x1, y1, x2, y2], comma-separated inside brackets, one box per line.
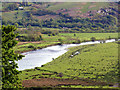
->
[2, 2, 119, 33]
[42, 42, 119, 83]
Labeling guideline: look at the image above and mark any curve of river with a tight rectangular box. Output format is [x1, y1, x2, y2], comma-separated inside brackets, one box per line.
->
[17, 39, 116, 70]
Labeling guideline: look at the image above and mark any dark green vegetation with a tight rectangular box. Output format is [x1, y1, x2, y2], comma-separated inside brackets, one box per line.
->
[18, 41, 119, 88]
[2, 25, 24, 88]
[2, 2, 119, 33]
[17, 31, 43, 42]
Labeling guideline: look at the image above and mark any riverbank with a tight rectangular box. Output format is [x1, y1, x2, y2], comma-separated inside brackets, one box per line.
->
[15, 37, 118, 54]
[18, 41, 119, 88]
[14, 33, 118, 54]
[42, 41, 119, 83]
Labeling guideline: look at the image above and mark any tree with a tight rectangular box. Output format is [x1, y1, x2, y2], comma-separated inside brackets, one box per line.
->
[90, 37, 96, 42]
[7, 4, 17, 11]
[2, 25, 24, 88]
[74, 34, 76, 37]
[58, 39, 63, 45]
[14, 23, 19, 28]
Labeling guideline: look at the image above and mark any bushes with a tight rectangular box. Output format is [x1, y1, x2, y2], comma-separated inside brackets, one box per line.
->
[18, 34, 43, 42]
[28, 45, 37, 50]
[58, 39, 63, 45]
[76, 40, 81, 44]
[28, 45, 34, 48]
[90, 37, 96, 42]
[115, 38, 118, 41]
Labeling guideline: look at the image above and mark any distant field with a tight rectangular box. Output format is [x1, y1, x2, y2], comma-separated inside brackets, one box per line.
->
[2, 2, 111, 23]
[15, 33, 118, 53]
[59, 33, 118, 41]
[47, 2, 109, 13]
[2, 10, 25, 23]
[47, 2, 80, 10]
[80, 2, 109, 13]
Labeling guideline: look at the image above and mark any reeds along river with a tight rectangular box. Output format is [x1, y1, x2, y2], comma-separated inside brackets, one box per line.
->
[16, 39, 117, 71]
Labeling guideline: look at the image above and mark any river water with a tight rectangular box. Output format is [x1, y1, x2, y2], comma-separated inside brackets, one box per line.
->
[17, 39, 116, 70]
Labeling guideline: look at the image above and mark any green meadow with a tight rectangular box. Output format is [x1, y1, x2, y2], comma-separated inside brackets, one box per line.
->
[18, 41, 119, 88]
[47, 2, 109, 13]
[15, 33, 118, 53]
[42, 42, 119, 83]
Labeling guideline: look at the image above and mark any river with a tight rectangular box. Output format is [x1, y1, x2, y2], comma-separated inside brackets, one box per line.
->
[17, 39, 116, 70]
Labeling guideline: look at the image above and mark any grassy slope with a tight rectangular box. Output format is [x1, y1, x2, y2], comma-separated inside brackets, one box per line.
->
[80, 2, 109, 13]
[47, 2, 80, 10]
[2, 10, 25, 23]
[14, 33, 118, 53]
[41, 42, 118, 83]
[47, 2, 109, 13]
[18, 41, 119, 88]
[2, 2, 110, 22]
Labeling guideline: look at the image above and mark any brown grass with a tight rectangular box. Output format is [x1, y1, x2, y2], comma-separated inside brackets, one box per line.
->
[22, 78, 113, 88]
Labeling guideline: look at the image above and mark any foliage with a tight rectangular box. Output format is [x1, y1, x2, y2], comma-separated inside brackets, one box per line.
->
[90, 37, 96, 42]
[58, 39, 63, 45]
[3, 3, 18, 11]
[28, 45, 37, 50]
[2, 25, 24, 88]
[42, 15, 118, 33]
[2, 2, 119, 33]
[18, 31, 43, 42]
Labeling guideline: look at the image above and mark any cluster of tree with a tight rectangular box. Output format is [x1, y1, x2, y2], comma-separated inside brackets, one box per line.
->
[17, 31, 43, 42]
[2, 4, 119, 33]
[2, 2, 32, 12]
[41, 14, 118, 33]
[3, 3, 18, 11]
[31, 9, 57, 16]
[2, 25, 24, 88]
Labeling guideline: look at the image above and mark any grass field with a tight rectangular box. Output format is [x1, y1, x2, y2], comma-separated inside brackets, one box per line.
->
[18, 41, 119, 88]
[42, 42, 119, 83]
[2, 10, 25, 23]
[80, 2, 109, 13]
[47, 2, 109, 13]
[15, 33, 118, 53]
[47, 2, 80, 10]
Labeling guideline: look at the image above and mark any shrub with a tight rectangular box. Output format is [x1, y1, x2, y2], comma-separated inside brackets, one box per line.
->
[41, 65, 45, 67]
[72, 41, 75, 44]
[34, 67, 39, 70]
[58, 39, 63, 45]
[91, 37, 96, 42]
[77, 40, 81, 44]
[103, 40, 106, 43]
[115, 38, 118, 41]
[28, 45, 34, 48]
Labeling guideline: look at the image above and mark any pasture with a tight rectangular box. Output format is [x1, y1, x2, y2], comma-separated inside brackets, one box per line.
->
[14, 33, 118, 53]
[42, 41, 119, 83]
[18, 41, 119, 88]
